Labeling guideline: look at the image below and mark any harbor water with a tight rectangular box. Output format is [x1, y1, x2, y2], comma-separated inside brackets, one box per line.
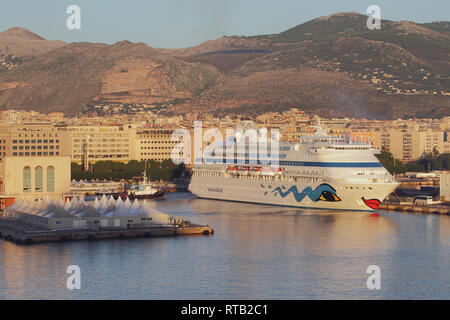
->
[1, 192, 450, 299]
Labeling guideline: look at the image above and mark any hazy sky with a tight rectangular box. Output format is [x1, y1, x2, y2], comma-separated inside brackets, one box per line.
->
[1, 0, 449, 48]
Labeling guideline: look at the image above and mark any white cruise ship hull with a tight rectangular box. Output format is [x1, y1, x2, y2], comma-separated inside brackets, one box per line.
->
[189, 175, 399, 212]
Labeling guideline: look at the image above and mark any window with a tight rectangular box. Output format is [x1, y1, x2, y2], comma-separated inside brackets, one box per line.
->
[35, 166, 43, 192]
[47, 166, 55, 192]
[23, 166, 31, 192]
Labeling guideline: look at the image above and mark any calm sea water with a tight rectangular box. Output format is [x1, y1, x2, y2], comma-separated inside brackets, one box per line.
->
[1, 192, 450, 300]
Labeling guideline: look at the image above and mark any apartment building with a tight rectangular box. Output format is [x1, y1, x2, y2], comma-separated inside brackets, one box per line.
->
[373, 126, 444, 162]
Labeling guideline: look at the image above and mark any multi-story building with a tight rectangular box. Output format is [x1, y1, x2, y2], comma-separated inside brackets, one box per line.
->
[0, 123, 72, 201]
[67, 125, 135, 164]
[133, 127, 178, 162]
[374, 126, 445, 162]
[0, 123, 71, 160]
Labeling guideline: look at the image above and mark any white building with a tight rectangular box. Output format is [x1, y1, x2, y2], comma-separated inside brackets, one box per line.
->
[5, 196, 171, 230]
[0, 156, 71, 200]
[440, 172, 450, 202]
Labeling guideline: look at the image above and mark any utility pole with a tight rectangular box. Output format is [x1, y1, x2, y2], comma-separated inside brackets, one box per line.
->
[82, 135, 91, 172]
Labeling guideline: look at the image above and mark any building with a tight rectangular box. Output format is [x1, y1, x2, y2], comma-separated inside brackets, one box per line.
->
[5, 196, 170, 230]
[133, 127, 178, 162]
[375, 126, 445, 162]
[70, 180, 124, 196]
[67, 125, 135, 165]
[0, 123, 71, 161]
[0, 156, 71, 200]
[440, 172, 450, 202]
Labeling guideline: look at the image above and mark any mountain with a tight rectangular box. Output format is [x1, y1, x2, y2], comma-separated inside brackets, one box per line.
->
[0, 40, 218, 114]
[421, 21, 450, 36]
[0, 13, 449, 119]
[0, 27, 66, 56]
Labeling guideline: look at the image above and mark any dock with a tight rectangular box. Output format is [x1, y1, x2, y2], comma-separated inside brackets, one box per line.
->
[380, 203, 450, 215]
[0, 218, 214, 245]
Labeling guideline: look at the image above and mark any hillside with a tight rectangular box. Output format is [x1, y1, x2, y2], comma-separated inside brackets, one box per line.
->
[0, 41, 219, 114]
[0, 27, 66, 56]
[0, 12, 449, 118]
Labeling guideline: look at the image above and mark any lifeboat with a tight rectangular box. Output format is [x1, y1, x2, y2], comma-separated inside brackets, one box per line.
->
[227, 166, 238, 173]
[260, 167, 284, 176]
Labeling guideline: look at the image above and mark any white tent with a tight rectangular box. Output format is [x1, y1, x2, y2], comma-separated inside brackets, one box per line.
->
[100, 194, 108, 207]
[6, 195, 172, 229]
[47, 206, 76, 219]
[63, 199, 72, 212]
[105, 204, 131, 218]
[123, 197, 131, 208]
[129, 199, 140, 213]
[92, 197, 101, 210]
[75, 205, 102, 218]
[114, 196, 124, 208]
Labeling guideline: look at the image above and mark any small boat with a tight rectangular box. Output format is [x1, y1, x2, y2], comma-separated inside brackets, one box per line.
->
[126, 166, 165, 200]
[95, 166, 165, 200]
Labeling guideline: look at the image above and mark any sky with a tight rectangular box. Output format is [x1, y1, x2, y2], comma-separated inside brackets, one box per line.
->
[0, 0, 449, 49]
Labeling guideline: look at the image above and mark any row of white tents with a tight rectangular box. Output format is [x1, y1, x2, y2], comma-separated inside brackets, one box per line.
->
[4, 195, 181, 230]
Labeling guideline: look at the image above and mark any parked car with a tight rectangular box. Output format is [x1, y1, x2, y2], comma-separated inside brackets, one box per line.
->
[413, 195, 433, 206]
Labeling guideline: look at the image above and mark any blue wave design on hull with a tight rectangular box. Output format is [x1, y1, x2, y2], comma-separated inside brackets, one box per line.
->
[272, 184, 338, 203]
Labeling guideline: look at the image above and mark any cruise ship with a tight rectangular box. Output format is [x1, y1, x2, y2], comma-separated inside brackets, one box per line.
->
[188, 125, 400, 212]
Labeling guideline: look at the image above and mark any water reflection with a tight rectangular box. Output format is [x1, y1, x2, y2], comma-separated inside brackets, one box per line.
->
[0, 193, 449, 299]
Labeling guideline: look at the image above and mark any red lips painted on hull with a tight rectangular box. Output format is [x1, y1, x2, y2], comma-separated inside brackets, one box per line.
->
[362, 198, 381, 210]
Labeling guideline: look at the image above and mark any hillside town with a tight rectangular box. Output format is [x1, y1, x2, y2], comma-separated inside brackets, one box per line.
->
[1, 107, 449, 162]
[0, 107, 449, 212]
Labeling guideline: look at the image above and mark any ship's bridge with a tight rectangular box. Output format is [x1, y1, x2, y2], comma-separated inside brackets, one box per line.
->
[294, 125, 377, 153]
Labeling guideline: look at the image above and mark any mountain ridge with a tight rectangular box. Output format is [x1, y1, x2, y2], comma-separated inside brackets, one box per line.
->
[0, 12, 449, 119]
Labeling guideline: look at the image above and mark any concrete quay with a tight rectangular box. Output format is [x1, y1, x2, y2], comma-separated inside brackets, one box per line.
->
[0, 218, 214, 245]
[380, 203, 450, 215]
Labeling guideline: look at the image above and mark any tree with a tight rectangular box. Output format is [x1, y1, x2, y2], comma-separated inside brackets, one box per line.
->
[71, 160, 188, 181]
[375, 151, 406, 174]
[417, 151, 450, 171]
[405, 162, 425, 172]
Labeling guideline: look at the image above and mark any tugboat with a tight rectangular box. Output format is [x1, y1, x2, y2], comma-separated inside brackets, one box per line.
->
[126, 166, 165, 200]
[96, 166, 165, 200]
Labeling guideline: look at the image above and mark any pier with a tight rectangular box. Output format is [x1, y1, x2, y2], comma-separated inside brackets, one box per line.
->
[380, 203, 450, 215]
[0, 218, 214, 245]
